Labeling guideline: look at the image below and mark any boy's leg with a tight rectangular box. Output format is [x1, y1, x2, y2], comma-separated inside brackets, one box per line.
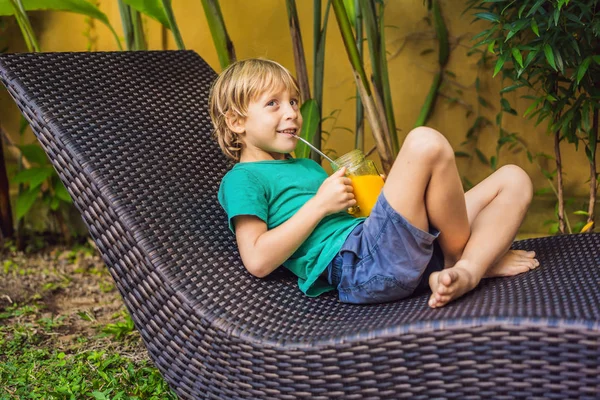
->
[463, 165, 538, 278]
[383, 126, 535, 308]
[428, 165, 536, 308]
[382, 127, 471, 265]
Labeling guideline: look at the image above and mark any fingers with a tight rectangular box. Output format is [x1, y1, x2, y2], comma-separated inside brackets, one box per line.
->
[333, 166, 347, 176]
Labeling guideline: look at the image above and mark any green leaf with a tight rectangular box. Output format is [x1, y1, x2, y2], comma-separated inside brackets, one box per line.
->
[475, 148, 489, 165]
[454, 151, 471, 158]
[342, 0, 355, 24]
[121, 0, 169, 27]
[17, 144, 48, 166]
[15, 186, 40, 221]
[0, 0, 122, 49]
[50, 197, 60, 211]
[511, 47, 523, 68]
[531, 18, 539, 36]
[54, 180, 72, 203]
[500, 83, 525, 93]
[544, 44, 557, 71]
[526, 0, 545, 17]
[11, 166, 54, 188]
[490, 155, 497, 170]
[576, 57, 591, 85]
[91, 392, 109, 400]
[474, 12, 500, 23]
[295, 99, 320, 159]
[493, 52, 508, 77]
[573, 210, 589, 216]
[534, 187, 553, 195]
[500, 98, 517, 115]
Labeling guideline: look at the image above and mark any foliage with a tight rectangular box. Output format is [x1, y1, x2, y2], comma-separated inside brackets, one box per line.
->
[200, 0, 236, 69]
[0, 245, 177, 399]
[467, 0, 600, 233]
[332, 0, 394, 172]
[10, 144, 73, 222]
[0, 321, 175, 399]
[0, 0, 122, 49]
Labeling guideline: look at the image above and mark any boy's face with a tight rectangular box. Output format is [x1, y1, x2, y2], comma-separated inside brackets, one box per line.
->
[230, 85, 303, 162]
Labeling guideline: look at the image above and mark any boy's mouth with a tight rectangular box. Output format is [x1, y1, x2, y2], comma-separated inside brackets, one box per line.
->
[277, 128, 298, 137]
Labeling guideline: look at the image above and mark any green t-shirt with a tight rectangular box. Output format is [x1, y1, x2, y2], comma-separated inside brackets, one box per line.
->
[218, 157, 364, 296]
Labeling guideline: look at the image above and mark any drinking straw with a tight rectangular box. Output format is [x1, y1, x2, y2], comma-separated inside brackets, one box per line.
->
[292, 134, 338, 168]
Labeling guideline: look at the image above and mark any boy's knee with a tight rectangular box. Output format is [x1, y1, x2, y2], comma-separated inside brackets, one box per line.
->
[498, 164, 533, 203]
[404, 126, 454, 164]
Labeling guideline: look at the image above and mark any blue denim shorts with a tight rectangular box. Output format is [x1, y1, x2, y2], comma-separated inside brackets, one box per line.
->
[326, 192, 444, 304]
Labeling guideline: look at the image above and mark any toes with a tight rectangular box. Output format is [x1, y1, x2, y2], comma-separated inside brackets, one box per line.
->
[428, 295, 437, 308]
[515, 250, 536, 258]
[439, 271, 452, 287]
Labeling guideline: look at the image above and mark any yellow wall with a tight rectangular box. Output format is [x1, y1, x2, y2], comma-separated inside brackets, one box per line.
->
[0, 0, 595, 233]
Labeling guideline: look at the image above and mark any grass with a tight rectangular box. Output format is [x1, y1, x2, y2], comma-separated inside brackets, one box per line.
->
[0, 240, 177, 400]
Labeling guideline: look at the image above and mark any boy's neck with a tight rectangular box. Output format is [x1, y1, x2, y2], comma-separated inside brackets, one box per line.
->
[239, 151, 291, 162]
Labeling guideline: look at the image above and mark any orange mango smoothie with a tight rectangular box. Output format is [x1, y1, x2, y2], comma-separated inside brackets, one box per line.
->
[348, 174, 385, 217]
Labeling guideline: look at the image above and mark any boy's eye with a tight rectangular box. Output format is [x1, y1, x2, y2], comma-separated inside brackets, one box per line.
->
[290, 99, 299, 106]
[267, 100, 277, 106]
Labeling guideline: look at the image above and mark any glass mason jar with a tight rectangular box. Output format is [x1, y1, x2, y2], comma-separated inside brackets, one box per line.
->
[332, 149, 385, 217]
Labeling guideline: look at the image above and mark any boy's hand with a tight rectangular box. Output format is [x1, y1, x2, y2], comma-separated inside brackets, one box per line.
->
[312, 167, 356, 216]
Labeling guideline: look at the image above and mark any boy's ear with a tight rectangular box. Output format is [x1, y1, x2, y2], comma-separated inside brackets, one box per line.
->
[225, 112, 245, 135]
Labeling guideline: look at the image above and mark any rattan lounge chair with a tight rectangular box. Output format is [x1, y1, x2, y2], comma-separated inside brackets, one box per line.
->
[0, 51, 598, 399]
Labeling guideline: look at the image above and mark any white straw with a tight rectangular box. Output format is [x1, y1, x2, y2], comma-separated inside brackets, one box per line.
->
[292, 134, 338, 167]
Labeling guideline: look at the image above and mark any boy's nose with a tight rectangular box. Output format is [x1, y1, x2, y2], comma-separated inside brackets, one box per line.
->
[284, 104, 298, 119]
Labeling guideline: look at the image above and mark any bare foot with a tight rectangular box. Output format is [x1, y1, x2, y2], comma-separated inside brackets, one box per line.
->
[484, 250, 540, 278]
[428, 262, 477, 308]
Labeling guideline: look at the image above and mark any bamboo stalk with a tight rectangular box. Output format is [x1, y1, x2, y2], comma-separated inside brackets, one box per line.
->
[360, 0, 381, 96]
[377, 1, 398, 154]
[117, 0, 134, 50]
[285, 0, 311, 102]
[312, 0, 331, 163]
[160, 0, 185, 49]
[0, 124, 14, 239]
[354, 0, 364, 152]
[332, 0, 393, 172]
[9, 0, 40, 52]
[414, 71, 442, 127]
[555, 125, 566, 234]
[131, 10, 147, 50]
[201, 0, 236, 69]
[587, 108, 598, 231]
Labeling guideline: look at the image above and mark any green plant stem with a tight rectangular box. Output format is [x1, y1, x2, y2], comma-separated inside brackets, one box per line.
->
[160, 0, 184, 49]
[131, 10, 147, 50]
[285, 0, 311, 102]
[9, 0, 40, 52]
[414, 0, 448, 129]
[554, 123, 568, 233]
[201, 0, 236, 69]
[414, 71, 441, 128]
[354, 0, 364, 152]
[117, 0, 134, 50]
[588, 108, 598, 229]
[332, 0, 393, 172]
[377, 2, 398, 154]
[312, 0, 331, 163]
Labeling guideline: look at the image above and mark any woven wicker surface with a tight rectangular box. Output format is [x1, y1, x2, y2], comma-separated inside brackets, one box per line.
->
[1, 51, 598, 399]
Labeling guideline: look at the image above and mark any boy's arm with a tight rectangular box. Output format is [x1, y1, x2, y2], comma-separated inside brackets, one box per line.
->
[234, 197, 326, 278]
[233, 167, 354, 278]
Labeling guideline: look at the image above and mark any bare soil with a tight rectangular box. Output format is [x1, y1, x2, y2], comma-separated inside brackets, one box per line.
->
[0, 239, 148, 357]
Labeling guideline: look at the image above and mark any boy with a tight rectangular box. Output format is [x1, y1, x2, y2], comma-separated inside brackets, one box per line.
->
[210, 58, 539, 307]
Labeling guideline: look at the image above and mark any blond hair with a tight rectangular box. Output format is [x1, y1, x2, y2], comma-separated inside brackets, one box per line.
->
[208, 58, 301, 162]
